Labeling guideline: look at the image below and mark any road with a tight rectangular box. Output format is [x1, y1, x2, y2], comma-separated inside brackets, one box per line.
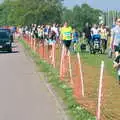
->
[0, 42, 67, 120]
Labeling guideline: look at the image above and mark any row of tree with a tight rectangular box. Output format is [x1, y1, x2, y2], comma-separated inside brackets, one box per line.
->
[0, 0, 63, 25]
[0, 0, 103, 31]
[62, 4, 102, 31]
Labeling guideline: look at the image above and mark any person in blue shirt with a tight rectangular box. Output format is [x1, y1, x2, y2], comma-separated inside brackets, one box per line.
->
[72, 28, 79, 52]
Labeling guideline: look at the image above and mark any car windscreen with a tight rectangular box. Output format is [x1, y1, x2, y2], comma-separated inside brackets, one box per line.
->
[0, 32, 9, 39]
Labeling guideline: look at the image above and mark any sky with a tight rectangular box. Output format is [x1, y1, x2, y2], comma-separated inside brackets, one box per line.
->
[63, 0, 120, 11]
[0, 0, 120, 11]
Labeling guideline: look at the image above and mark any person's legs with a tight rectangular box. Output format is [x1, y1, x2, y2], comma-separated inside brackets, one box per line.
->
[66, 40, 72, 55]
[118, 75, 120, 85]
[72, 40, 76, 52]
[115, 52, 119, 58]
[87, 36, 91, 46]
[101, 39, 107, 53]
[104, 39, 107, 50]
[62, 40, 72, 56]
[73, 42, 77, 52]
[114, 45, 119, 58]
[48, 39, 53, 58]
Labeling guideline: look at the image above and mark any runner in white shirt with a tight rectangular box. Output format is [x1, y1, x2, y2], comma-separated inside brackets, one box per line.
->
[51, 24, 59, 38]
[91, 24, 99, 36]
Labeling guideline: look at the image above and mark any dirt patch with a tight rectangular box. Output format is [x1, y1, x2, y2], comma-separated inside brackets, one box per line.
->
[75, 59, 120, 120]
[54, 47, 120, 120]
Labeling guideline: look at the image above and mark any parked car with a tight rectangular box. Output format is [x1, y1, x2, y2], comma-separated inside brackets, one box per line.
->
[0, 30, 12, 52]
[0, 28, 14, 42]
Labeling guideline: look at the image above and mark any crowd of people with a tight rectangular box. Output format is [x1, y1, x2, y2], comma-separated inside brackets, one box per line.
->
[83, 23, 111, 53]
[16, 19, 120, 85]
[17, 20, 120, 56]
[18, 22, 79, 54]
[83, 18, 120, 85]
[18, 22, 112, 54]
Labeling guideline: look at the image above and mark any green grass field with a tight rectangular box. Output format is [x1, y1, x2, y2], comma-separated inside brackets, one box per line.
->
[80, 53, 116, 76]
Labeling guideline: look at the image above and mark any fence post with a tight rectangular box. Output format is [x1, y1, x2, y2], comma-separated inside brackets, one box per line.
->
[96, 61, 104, 120]
[33, 38, 36, 51]
[60, 45, 65, 79]
[31, 37, 33, 49]
[68, 51, 73, 85]
[52, 43, 55, 68]
[77, 52, 84, 97]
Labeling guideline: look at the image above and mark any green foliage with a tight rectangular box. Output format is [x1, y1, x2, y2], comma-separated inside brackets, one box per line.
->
[0, 0, 102, 29]
[0, 0, 63, 26]
[62, 4, 102, 31]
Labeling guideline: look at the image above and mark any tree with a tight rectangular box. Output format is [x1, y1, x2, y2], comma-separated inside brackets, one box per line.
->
[62, 3, 102, 31]
[0, 0, 63, 26]
[0, 0, 102, 30]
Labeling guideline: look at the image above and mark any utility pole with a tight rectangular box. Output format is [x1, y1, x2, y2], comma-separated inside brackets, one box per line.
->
[107, 8, 109, 27]
[116, 10, 118, 19]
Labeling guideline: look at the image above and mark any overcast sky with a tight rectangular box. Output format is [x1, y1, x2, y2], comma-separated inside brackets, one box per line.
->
[63, 0, 120, 11]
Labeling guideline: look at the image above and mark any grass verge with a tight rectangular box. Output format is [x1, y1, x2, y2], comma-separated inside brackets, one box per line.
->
[75, 39, 116, 77]
[20, 39, 96, 120]
[80, 52, 116, 77]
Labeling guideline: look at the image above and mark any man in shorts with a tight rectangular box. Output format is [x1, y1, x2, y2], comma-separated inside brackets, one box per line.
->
[111, 18, 120, 58]
[60, 22, 72, 55]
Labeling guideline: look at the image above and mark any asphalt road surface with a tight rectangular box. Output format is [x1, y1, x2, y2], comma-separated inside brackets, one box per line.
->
[0, 42, 67, 120]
